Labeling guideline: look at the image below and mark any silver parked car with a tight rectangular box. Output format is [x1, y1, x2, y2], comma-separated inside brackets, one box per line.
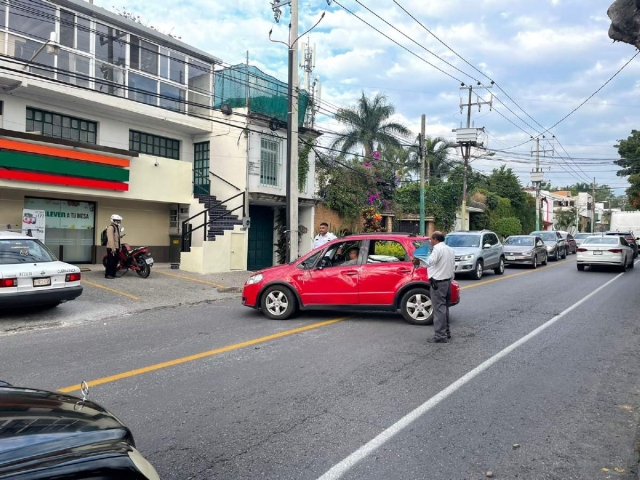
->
[576, 235, 635, 272]
[503, 235, 548, 269]
[445, 230, 505, 280]
[573, 233, 592, 247]
[530, 231, 567, 261]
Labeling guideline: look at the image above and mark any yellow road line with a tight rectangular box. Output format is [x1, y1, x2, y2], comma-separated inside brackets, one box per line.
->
[58, 316, 349, 393]
[461, 259, 569, 290]
[155, 270, 227, 289]
[83, 280, 140, 301]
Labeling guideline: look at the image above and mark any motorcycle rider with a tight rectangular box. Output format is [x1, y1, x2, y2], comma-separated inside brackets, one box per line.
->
[105, 214, 122, 279]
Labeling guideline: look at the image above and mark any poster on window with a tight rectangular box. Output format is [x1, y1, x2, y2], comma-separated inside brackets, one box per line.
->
[24, 198, 95, 230]
[22, 209, 46, 242]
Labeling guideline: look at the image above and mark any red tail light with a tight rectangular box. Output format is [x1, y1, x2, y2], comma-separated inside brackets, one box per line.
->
[608, 249, 622, 254]
[625, 237, 634, 242]
[65, 273, 81, 282]
[577, 248, 587, 252]
[0, 278, 17, 288]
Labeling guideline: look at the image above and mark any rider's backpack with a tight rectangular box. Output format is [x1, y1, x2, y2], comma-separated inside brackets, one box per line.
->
[100, 226, 109, 246]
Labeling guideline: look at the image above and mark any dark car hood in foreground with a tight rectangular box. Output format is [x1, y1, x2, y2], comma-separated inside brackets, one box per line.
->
[0, 386, 139, 478]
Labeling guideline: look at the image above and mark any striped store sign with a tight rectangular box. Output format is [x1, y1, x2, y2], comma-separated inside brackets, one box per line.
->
[0, 138, 130, 191]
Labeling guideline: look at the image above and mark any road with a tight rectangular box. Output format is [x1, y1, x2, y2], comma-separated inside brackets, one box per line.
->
[2, 258, 639, 479]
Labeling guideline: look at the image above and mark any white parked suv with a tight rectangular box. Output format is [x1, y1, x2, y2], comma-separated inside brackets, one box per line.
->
[445, 230, 505, 280]
[0, 231, 83, 308]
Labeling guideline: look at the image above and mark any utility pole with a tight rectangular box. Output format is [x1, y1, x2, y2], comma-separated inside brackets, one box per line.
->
[531, 136, 554, 231]
[419, 114, 426, 236]
[271, 0, 299, 262]
[592, 178, 596, 233]
[456, 84, 492, 231]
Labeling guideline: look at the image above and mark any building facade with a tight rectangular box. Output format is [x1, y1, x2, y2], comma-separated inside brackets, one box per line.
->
[0, 0, 317, 270]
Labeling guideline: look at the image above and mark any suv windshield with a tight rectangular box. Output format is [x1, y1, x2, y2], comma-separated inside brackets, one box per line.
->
[445, 235, 480, 248]
[504, 237, 534, 246]
[0, 239, 56, 264]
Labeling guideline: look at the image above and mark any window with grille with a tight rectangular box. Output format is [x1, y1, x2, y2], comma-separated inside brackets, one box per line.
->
[26, 107, 97, 144]
[260, 137, 280, 187]
[129, 130, 180, 159]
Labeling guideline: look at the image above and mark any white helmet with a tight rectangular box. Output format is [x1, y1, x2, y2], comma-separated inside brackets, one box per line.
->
[110, 214, 122, 223]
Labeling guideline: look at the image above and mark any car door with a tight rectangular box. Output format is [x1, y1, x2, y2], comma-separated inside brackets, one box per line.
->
[556, 231, 565, 253]
[535, 237, 546, 259]
[297, 241, 360, 306]
[358, 239, 413, 306]
[482, 233, 498, 268]
[620, 237, 631, 264]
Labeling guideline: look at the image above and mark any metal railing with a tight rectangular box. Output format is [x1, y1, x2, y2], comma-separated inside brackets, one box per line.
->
[210, 171, 241, 192]
[181, 191, 245, 252]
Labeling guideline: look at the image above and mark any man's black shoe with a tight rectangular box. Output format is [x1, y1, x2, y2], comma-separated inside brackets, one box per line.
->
[447, 332, 452, 340]
[105, 276, 115, 279]
[427, 337, 448, 344]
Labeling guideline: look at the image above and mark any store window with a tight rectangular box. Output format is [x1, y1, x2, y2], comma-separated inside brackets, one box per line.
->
[26, 107, 97, 144]
[129, 130, 180, 159]
[24, 198, 96, 263]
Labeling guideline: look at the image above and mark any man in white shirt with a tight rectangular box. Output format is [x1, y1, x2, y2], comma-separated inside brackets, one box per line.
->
[425, 231, 455, 343]
[313, 222, 337, 249]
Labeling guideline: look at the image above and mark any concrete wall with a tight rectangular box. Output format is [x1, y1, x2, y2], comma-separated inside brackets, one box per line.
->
[180, 225, 248, 273]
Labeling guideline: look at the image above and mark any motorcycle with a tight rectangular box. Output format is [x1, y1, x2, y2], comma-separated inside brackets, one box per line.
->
[102, 229, 153, 278]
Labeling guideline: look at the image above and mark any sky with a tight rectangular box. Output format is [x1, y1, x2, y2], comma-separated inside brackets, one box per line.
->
[97, 0, 640, 195]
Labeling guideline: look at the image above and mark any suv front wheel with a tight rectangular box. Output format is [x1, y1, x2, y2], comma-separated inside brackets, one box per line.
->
[472, 260, 484, 280]
[494, 257, 505, 275]
[261, 285, 296, 320]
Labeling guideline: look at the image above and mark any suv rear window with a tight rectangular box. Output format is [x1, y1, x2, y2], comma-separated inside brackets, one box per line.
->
[445, 235, 480, 248]
[583, 237, 618, 245]
[0, 239, 57, 264]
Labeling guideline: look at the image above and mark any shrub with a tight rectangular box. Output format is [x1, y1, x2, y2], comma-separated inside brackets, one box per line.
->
[492, 217, 522, 238]
[373, 241, 407, 259]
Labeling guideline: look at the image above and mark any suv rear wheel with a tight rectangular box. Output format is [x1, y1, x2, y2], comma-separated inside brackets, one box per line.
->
[400, 288, 434, 325]
[472, 260, 484, 280]
[261, 286, 296, 320]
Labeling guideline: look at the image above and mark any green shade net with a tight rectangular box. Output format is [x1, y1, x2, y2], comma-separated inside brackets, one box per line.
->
[214, 65, 309, 127]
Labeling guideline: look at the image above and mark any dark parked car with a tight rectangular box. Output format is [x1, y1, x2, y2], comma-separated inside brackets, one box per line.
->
[503, 235, 548, 268]
[530, 231, 567, 261]
[558, 231, 577, 254]
[0, 380, 159, 480]
[605, 231, 639, 258]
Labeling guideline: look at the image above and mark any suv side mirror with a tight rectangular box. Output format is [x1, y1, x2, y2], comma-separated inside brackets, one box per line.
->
[483, 243, 491, 249]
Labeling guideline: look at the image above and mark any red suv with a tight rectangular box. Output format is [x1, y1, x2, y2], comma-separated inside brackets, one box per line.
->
[242, 233, 460, 325]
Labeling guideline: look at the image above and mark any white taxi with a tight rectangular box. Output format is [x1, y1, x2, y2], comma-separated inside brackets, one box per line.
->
[0, 231, 83, 308]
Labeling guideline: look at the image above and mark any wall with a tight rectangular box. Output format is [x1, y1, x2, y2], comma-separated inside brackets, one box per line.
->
[180, 225, 248, 273]
[313, 203, 363, 236]
[298, 205, 314, 255]
[0, 188, 171, 246]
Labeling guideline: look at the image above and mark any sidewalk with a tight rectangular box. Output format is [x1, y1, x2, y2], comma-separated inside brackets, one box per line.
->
[79, 263, 253, 293]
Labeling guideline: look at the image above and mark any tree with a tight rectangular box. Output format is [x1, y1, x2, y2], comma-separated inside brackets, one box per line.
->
[331, 92, 411, 158]
[554, 207, 577, 230]
[615, 130, 640, 177]
[626, 174, 640, 209]
[402, 136, 459, 180]
[492, 217, 522, 239]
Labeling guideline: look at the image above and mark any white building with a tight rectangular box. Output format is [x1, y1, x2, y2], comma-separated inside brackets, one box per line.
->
[0, 0, 318, 271]
[523, 189, 593, 232]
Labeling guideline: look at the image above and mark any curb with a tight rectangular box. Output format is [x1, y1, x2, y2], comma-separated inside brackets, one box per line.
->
[217, 287, 242, 294]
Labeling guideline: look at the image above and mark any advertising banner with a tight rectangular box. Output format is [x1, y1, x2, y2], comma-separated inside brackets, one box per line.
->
[24, 198, 95, 230]
[22, 209, 46, 242]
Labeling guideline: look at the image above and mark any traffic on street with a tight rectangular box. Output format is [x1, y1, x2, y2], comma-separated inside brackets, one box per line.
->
[2, 255, 639, 479]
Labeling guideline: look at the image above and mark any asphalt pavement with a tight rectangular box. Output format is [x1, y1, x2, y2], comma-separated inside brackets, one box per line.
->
[1, 258, 639, 480]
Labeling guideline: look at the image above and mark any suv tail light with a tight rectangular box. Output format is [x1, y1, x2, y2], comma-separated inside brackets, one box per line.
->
[0, 278, 17, 288]
[608, 249, 622, 254]
[626, 237, 634, 243]
[65, 273, 81, 282]
[577, 248, 587, 252]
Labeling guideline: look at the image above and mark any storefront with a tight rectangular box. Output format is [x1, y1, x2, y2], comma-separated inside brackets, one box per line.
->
[24, 197, 96, 263]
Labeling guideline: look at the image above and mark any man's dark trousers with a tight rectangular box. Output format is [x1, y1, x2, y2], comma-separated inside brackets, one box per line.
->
[105, 248, 118, 278]
[432, 279, 451, 340]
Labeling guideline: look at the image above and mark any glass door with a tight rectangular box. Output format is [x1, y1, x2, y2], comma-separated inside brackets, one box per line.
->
[193, 141, 210, 195]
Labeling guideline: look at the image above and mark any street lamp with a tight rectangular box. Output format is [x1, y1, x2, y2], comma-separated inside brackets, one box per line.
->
[22, 32, 59, 71]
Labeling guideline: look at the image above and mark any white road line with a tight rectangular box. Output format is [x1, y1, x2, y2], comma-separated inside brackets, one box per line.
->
[318, 271, 627, 480]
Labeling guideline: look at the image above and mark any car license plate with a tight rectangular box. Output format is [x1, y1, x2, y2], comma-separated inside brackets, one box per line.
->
[145, 257, 154, 264]
[594, 251, 602, 255]
[506, 256, 515, 261]
[33, 277, 51, 287]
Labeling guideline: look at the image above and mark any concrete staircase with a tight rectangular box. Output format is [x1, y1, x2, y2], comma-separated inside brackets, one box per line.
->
[195, 194, 243, 241]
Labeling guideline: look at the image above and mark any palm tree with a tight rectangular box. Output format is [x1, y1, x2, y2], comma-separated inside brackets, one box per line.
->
[331, 92, 411, 158]
[404, 136, 458, 181]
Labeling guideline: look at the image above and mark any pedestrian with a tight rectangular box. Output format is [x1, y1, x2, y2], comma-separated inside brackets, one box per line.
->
[313, 222, 337, 249]
[425, 230, 455, 343]
[105, 214, 122, 279]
